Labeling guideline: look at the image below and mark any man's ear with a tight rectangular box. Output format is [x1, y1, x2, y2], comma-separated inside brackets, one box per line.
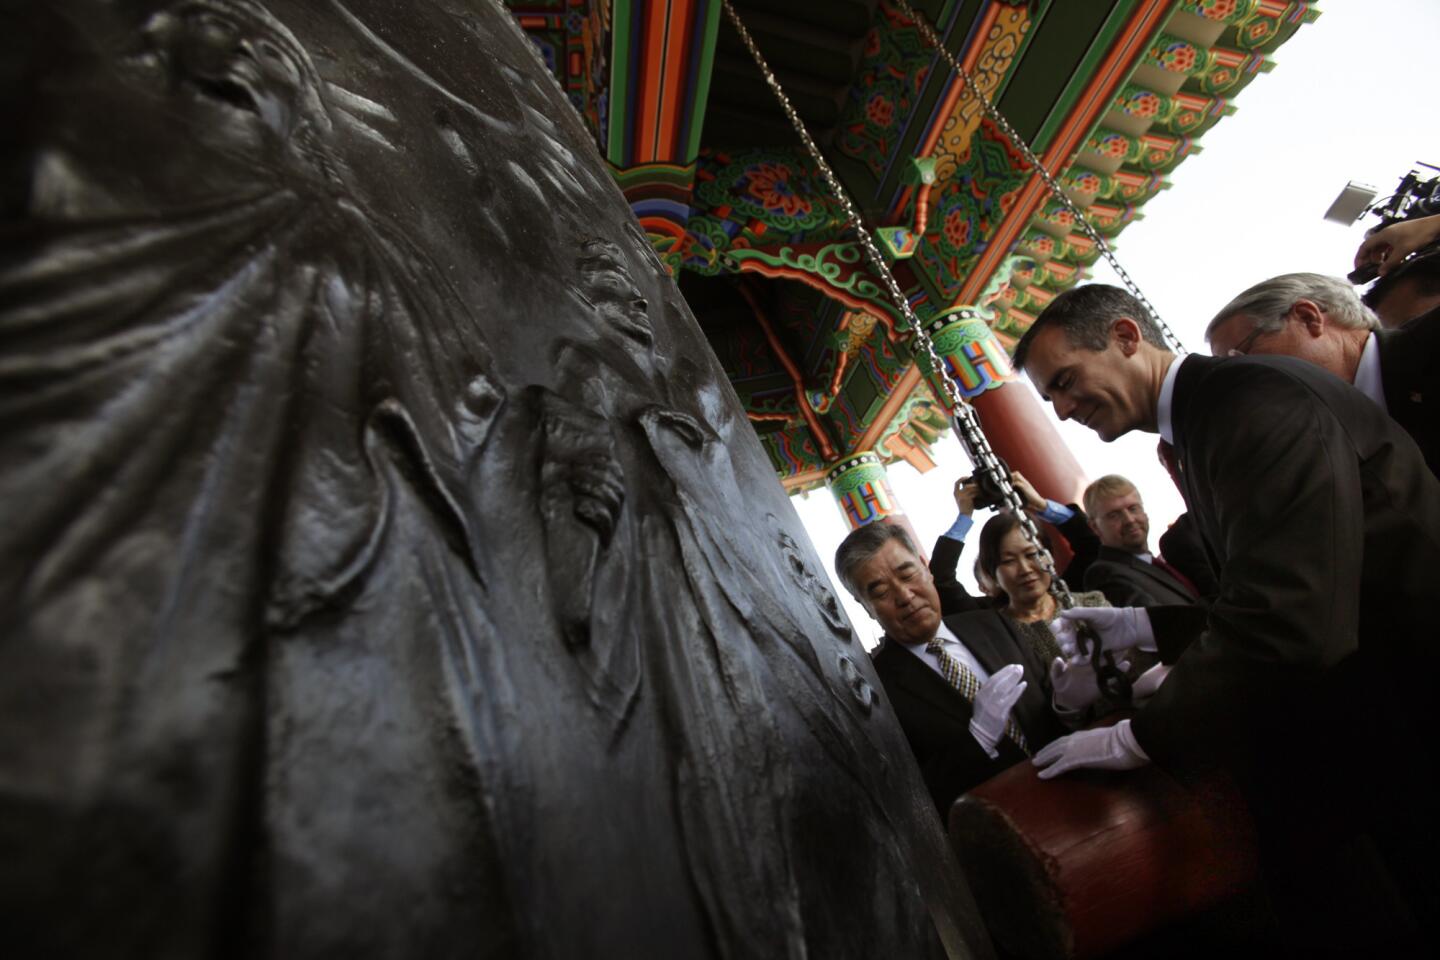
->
[1088, 516, 1101, 536]
[1111, 316, 1144, 355]
[1290, 298, 1327, 336]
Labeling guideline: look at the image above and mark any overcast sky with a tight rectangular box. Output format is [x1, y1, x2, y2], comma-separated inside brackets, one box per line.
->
[793, 0, 1440, 646]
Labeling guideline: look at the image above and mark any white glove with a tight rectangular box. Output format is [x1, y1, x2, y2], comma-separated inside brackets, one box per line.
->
[1131, 662, 1172, 700]
[969, 664, 1026, 758]
[1048, 614, 1080, 659]
[1032, 720, 1150, 780]
[1055, 606, 1156, 654]
[1049, 655, 1129, 714]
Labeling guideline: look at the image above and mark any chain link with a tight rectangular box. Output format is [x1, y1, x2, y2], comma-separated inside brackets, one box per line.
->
[891, 0, 1185, 355]
[720, 0, 1077, 608]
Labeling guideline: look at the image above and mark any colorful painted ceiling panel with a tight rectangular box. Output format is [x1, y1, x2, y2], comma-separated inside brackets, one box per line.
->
[505, 0, 1319, 491]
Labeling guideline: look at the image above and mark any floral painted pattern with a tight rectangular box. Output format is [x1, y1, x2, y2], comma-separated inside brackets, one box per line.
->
[1152, 40, 1199, 74]
[1117, 88, 1163, 119]
[865, 94, 895, 128]
[943, 208, 969, 249]
[743, 162, 812, 219]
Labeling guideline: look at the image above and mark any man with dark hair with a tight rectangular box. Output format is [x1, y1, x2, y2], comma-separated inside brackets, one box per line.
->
[1011, 282, 1440, 946]
[1011, 283, 1172, 373]
[835, 521, 1063, 813]
[1207, 272, 1440, 478]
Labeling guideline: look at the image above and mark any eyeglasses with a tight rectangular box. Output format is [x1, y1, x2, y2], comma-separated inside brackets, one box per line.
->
[1226, 325, 1270, 357]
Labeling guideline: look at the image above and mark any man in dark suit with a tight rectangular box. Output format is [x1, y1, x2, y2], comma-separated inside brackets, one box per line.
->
[1012, 283, 1440, 948]
[1206, 272, 1440, 478]
[1080, 473, 1200, 607]
[835, 522, 1064, 814]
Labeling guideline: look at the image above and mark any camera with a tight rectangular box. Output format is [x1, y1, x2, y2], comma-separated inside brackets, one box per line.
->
[960, 457, 1012, 510]
[1348, 165, 1440, 284]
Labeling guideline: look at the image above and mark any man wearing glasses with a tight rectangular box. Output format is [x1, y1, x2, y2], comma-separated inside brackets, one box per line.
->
[1206, 272, 1438, 477]
[1011, 283, 1440, 951]
[1079, 474, 1201, 608]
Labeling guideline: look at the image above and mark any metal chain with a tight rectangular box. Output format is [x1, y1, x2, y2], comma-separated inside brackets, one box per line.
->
[720, 0, 1076, 609]
[891, 0, 1185, 356]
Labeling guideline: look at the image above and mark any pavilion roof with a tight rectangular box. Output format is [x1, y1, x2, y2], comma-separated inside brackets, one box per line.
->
[507, 0, 1319, 491]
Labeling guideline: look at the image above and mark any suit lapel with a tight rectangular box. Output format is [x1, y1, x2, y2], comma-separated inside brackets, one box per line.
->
[875, 638, 974, 726]
[1171, 356, 1225, 573]
[1169, 354, 1214, 453]
[1124, 551, 1193, 599]
[947, 613, 1021, 675]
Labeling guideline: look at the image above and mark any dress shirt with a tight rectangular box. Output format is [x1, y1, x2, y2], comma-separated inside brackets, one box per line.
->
[1157, 352, 1187, 445]
[900, 620, 991, 686]
[1352, 332, 1387, 412]
[940, 501, 1073, 543]
[1037, 501, 1075, 525]
[943, 513, 975, 541]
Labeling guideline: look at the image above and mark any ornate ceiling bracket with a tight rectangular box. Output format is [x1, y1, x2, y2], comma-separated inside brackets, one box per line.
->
[954, 0, 1175, 311]
[604, 1, 726, 270]
[913, 307, 1019, 409]
[833, 1, 1035, 310]
[1179, 0, 1320, 51]
[1143, 30, 1273, 94]
[613, 160, 700, 273]
[508, 3, 730, 272]
[1112, 83, 1233, 136]
[729, 241, 905, 331]
[679, 147, 852, 274]
[508, 1, 613, 135]
[876, 387, 951, 475]
[970, 0, 1316, 341]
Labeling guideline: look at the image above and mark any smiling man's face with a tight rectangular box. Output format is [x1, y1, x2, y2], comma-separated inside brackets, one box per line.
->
[1022, 324, 1148, 442]
[854, 537, 942, 645]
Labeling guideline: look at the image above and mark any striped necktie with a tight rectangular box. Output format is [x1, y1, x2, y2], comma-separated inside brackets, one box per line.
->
[925, 637, 1029, 755]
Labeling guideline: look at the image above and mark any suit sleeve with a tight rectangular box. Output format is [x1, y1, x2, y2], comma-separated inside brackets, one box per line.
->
[930, 535, 984, 615]
[1131, 368, 1365, 771]
[1056, 505, 1100, 588]
[1083, 561, 1158, 608]
[1145, 604, 1209, 663]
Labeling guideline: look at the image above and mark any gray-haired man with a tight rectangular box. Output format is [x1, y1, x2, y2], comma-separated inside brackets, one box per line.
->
[834, 522, 1063, 813]
[1014, 282, 1440, 947]
[1206, 271, 1438, 476]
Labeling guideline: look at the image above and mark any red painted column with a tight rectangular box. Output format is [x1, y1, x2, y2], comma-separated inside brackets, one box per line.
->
[973, 382, 1087, 507]
[922, 307, 1087, 566]
[922, 307, 1086, 504]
